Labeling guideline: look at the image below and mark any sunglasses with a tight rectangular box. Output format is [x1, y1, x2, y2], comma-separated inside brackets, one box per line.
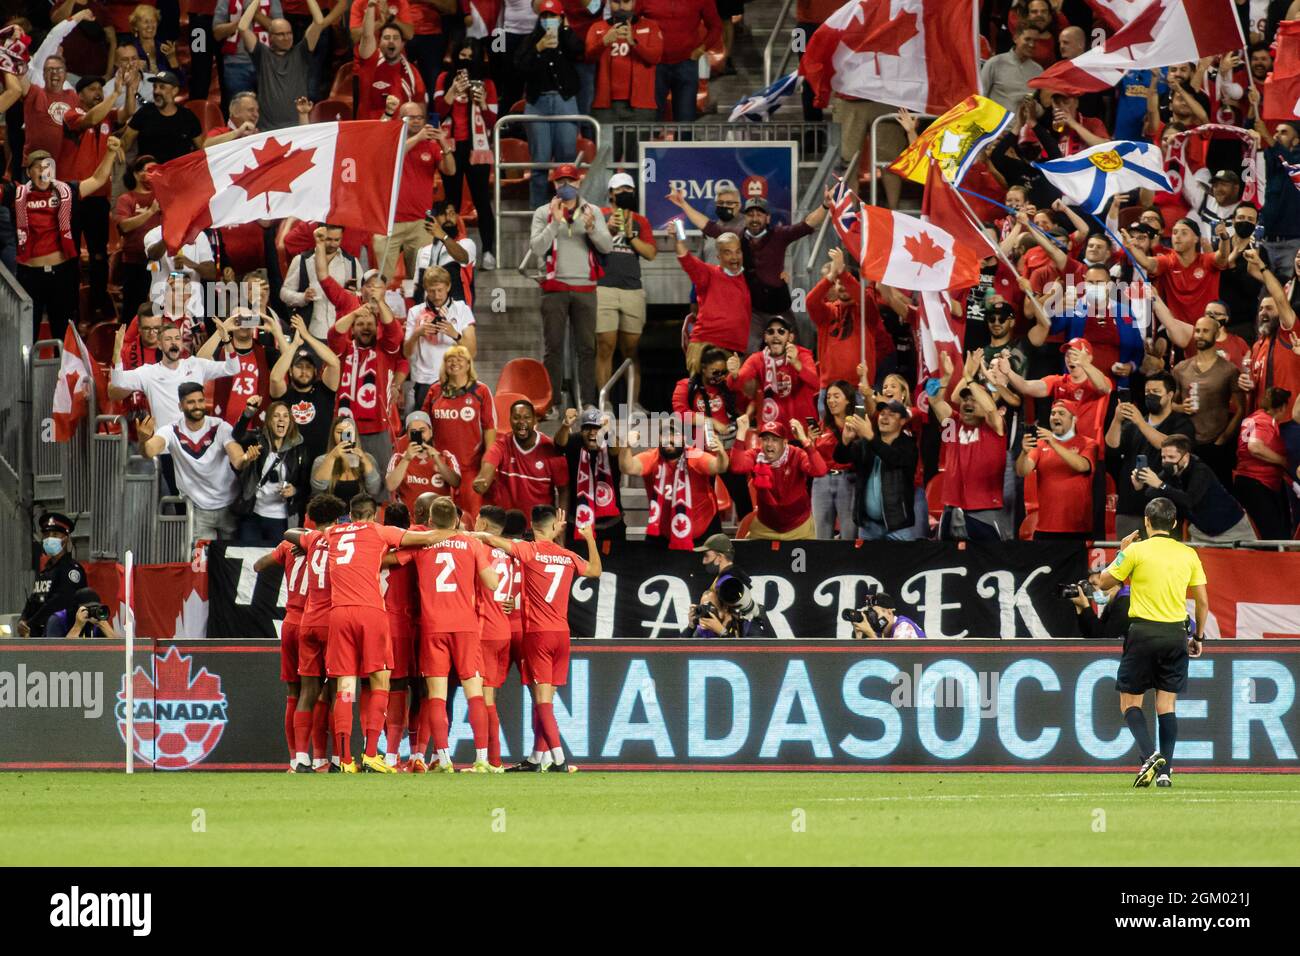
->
[764, 328, 789, 337]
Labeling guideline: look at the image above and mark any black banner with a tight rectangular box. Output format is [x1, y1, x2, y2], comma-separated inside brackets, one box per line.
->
[206, 540, 1090, 640]
[3, 640, 1297, 771]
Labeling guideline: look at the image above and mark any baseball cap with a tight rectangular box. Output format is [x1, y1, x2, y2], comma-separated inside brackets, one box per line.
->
[879, 400, 911, 419]
[25, 149, 53, 168]
[1210, 169, 1241, 185]
[549, 163, 582, 183]
[538, 0, 564, 13]
[743, 196, 770, 213]
[405, 410, 432, 431]
[291, 346, 321, 368]
[1051, 398, 1080, 417]
[1060, 336, 1093, 355]
[74, 75, 103, 94]
[764, 314, 794, 332]
[361, 268, 383, 285]
[693, 532, 734, 556]
[40, 512, 76, 535]
[608, 172, 635, 191]
[152, 70, 181, 87]
[579, 408, 603, 428]
[871, 591, 898, 610]
[758, 420, 787, 439]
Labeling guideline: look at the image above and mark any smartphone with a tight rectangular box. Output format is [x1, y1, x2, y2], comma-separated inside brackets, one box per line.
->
[673, 218, 688, 242]
[703, 418, 715, 447]
[1117, 386, 1130, 405]
[854, 402, 866, 418]
[804, 416, 816, 429]
[1135, 454, 1148, 474]
[238, 311, 260, 329]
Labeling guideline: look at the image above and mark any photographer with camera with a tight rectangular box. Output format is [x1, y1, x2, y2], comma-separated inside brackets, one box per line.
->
[1065, 574, 1131, 641]
[685, 533, 772, 638]
[46, 588, 119, 640]
[845, 589, 923, 640]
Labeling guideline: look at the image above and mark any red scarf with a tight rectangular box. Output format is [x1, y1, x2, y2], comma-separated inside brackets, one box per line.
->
[759, 349, 793, 425]
[646, 453, 694, 550]
[574, 443, 618, 527]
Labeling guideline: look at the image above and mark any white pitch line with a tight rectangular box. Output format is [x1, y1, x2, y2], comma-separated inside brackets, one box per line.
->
[813, 790, 1300, 803]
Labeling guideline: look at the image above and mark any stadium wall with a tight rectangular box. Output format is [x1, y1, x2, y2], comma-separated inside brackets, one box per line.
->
[1, 640, 1296, 772]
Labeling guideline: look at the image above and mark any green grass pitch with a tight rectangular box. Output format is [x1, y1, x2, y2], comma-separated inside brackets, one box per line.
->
[3, 773, 1299, 866]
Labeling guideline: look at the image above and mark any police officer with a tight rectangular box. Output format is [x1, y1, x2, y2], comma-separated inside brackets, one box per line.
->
[1097, 497, 1208, 789]
[17, 513, 87, 638]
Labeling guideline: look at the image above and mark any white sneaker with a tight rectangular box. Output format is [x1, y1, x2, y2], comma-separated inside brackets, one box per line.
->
[482, 252, 496, 271]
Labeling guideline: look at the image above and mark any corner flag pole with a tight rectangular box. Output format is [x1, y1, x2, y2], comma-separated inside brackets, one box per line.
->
[124, 549, 135, 775]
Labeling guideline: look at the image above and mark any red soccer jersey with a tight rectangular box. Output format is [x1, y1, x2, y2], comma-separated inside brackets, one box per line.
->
[382, 553, 419, 620]
[216, 347, 266, 424]
[395, 140, 444, 223]
[326, 521, 408, 610]
[514, 539, 588, 633]
[478, 544, 519, 642]
[1234, 410, 1287, 491]
[24, 86, 78, 167]
[113, 190, 160, 264]
[940, 420, 1006, 511]
[1155, 251, 1221, 326]
[482, 432, 566, 523]
[413, 533, 490, 631]
[356, 50, 426, 120]
[60, 108, 111, 197]
[386, 440, 461, 515]
[1028, 434, 1097, 533]
[635, 448, 719, 540]
[299, 529, 333, 629]
[423, 380, 497, 471]
[270, 539, 311, 619]
[1249, 333, 1300, 420]
[671, 377, 740, 428]
[737, 347, 820, 428]
[728, 444, 828, 533]
[1040, 372, 1111, 445]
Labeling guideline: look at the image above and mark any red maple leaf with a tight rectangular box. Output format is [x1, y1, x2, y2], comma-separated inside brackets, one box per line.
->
[843, 0, 919, 72]
[1103, 0, 1164, 54]
[903, 230, 946, 271]
[230, 136, 317, 213]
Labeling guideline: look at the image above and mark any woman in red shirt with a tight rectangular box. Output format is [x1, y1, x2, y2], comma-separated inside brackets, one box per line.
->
[433, 38, 498, 268]
[670, 347, 752, 520]
[810, 380, 858, 539]
[421, 345, 497, 523]
[112, 153, 162, 321]
[1232, 386, 1293, 540]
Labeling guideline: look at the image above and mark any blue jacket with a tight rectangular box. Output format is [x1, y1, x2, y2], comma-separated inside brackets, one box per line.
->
[1050, 303, 1145, 380]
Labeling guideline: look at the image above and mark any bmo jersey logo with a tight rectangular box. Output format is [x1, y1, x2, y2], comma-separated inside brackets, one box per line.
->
[117, 647, 228, 770]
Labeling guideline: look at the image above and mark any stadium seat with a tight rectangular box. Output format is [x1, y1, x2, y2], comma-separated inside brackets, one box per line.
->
[185, 98, 225, 133]
[496, 138, 532, 197]
[311, 98, 353, 124]
[1018, 510, 1039, 541]
[714, 476, 732, 518]
[493, 389, 529, 428]
[925, 473, 944, 526]
[575, 136, 596, 165]
[1023, 470, 1039, 514]
[735, 511, 756, 540]
[507, 98, 526, 115]
[329, 61, 355, 102]
[85, 321, 121, 364]
[497, 357, 552, 418]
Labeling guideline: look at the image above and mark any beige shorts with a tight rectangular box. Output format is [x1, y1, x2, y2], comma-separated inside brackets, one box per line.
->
[748, 514, 816, 541]
[596, 286, 646, 335]
[373, 219, 429, 281]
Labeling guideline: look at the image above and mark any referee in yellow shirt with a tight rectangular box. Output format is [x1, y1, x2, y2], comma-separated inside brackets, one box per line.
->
[1097, 497, 1209, 789]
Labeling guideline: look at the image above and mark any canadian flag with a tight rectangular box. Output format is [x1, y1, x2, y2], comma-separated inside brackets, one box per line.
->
[463, 0, 501, 38]
[51, 323, 97, 441]
[150, 121, 406, 253]
[859, 206, 981, 292]
[1263, 20, 1300, 122]
[799, 0, 979, 113]
[1031, 0, 1245, 95]
[1083, 0, 1150, 30]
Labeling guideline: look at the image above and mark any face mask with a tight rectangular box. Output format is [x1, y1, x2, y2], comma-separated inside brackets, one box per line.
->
[540, 16, 559, 31]
[556, 184, 578, 202]
[614, 191, 637, 211]
[610, 8, 631, 21]
[586, 0, 602, 13]
[1092, 590, 1109, 607]
[43, 536, 63, 557]
[661, 445, 683, 460]
[1057, 426, 1076, 442]
[1233, 220, 1255, 239]
[1144, 394, 1164, 414]
[715, 205, 737, 222]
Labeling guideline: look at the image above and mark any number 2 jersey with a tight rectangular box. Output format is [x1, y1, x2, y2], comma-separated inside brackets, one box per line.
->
[479, 544, 522, 642]
[411, 532, 491, 632]
[513, 539, 588, 634]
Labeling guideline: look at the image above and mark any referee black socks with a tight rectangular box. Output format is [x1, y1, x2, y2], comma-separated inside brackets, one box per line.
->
[1157, 712, 1178, 773]
[1124, 707, 1156, 759]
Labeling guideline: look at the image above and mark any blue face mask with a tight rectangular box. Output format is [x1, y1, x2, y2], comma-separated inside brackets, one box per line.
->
[586, 0, 602, 14]
[1092, 590, 1108, 607]
[43, 536, 63, 557]
[557, 183, 579, 201]
[540, 16, 560, 31]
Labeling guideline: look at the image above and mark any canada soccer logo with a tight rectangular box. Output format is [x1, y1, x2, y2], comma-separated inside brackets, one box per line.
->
[116, 646, 228, 770]
[291, 399, 316, 425]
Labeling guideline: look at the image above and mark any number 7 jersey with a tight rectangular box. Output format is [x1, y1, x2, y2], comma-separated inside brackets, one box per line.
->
[513, 539, 588, 633]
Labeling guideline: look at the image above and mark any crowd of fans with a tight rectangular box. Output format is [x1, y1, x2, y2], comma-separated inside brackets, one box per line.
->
[4, 0, 1300, 551]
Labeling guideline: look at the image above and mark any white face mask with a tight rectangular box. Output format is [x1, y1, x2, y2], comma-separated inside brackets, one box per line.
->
[722, 266, 743, 277]
[1092, 590, 1109, 606]
[1057, 426, 1076, 442]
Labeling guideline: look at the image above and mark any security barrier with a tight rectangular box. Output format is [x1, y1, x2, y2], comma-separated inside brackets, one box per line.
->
[0, 265, 34, 614]
[90, 417, 128, 560]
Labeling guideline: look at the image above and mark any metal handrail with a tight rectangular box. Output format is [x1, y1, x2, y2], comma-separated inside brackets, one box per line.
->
[492, 113, 604, 234]
[868, 111, 936, 210]
[762, 0, 797, 87]
[803, 145, 860, 277]
[516, 138, 615, 277]
[597, 357, 636, 420]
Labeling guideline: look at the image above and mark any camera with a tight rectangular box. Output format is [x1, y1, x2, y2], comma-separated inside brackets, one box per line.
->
[841, 608, 866, 624]
[83, 603, 109, 622]
[842, 585, 887, 633]
[1056, 581, 1088, 599]
[691, 603, 717, 621]
[715, 574, 757, 619]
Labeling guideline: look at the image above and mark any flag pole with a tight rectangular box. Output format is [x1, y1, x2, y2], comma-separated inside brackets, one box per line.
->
[380, 120, 408, 277]
[947, 172, 1019, 278]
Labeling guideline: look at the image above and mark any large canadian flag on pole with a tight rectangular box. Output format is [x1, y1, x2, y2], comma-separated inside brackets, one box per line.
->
[150, 120, 406, 253]
[52, 324, 97, 441]
[799, 0, 979, 113]
[1030, 0, 1245, 95]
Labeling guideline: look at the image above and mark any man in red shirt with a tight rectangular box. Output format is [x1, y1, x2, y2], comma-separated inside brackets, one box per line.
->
[195, 293, 278, 427]
[729, 418, 829, 539]
[374, 102, 456, 280]
[676, 231, 751, 372]
[639, 0, 720, 122]
[284, 492, 347, 771]
[1015, 399, 1097, 539]
[618, 419, 728, 548]
[21, 15, 82, 167]
[1240, 251, 1300, 420]
[407, 495, 498, 773]
[1001, 337, 1114, 444]
[586, 0, 662, 159]
[356, 0, 426, 120]
[254, 531, 314, 768]
[481, 505, 601, 773]
[475, 505, 518, 770]
[932, 353, 1010, 541]
[808, 247, 882, 390]
[287, 492, 449, 773]
[1127, 218, 1229, 329]
[385, 410, 461, 513]
[737, 315, 820, 430]
[472, 400, 566, 521]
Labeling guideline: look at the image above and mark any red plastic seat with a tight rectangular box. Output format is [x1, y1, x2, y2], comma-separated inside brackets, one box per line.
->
[925, 472, 944, 525]
[186, 98, 226, 134]
[311, 98, 353, 123]
[575, 136, 596, 165]
[1018, 510, 1039, 541]
[330, 61, 355, 103]
[493, 389, 529, 429]
[496, 358, 552, 418]
[1023, 470, 1039, 514]
[714, 475, 732, 517]
[85, 321, 121, 365]
[497, 138, 531, 197]
[735, 512, 756, 540]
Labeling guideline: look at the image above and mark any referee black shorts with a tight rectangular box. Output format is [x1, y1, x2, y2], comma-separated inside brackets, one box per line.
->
[1116, 619, 1190, 694]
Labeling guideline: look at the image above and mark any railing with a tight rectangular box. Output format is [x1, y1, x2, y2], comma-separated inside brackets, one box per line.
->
[869, 111, 935, 211]
[1092, 540, 1300, 551]
[601, 121, 833, 180]
[762, 0, 798, 87]
[90, 416, 129, 560]
[597, 358, 637, 421]
[493, 113, 603, 223]
[797, 143, 858, 297]
[0, 265, 34, 614]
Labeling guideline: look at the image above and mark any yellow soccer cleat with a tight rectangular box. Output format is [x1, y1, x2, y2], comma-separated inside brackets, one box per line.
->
[461, 760, 492, 774]
[340, 759, 359, 774]
[432, 760, 457, 774]
[361, 753, 398, 774]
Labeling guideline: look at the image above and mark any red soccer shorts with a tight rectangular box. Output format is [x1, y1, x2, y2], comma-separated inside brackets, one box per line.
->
[509, 627, 530, 685]
[280, 617, 302, 683]
[297, 618, 328, 679]
[524, 630, 571, 686]
[388, 611, 418, 679]
[326, 606, 393, 678]
[420, 627, 483, 680]
[480, 637, 511, 688]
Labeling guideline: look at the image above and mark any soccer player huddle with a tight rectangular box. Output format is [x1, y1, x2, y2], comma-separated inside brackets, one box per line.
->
[257, 490, 600, 775]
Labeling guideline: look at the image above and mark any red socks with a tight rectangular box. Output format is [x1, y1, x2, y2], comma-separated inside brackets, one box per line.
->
[430, 697, 450, 752]
[384, 689, 408, 761]
[292, 709, 313, 758]
[486, 703, 501, 767]
[537, 702, 560, 753]
[363, 688, 389, 758]
[416, 698, 436, 760]
[311, 699, 328, 759]
[359, 686, 373, 738]
[467, 695, 488, 749]
[284, 696, 298, 759]
[531, 704, 544, 753]
[333, 691, 355, 763]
